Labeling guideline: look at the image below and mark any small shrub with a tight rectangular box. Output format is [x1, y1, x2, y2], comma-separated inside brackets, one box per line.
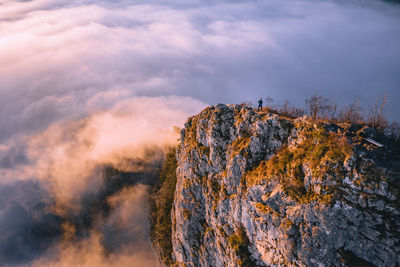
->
[209, 178, 221, 210]
[281, 218, 294, 230]
[228, 226, 254, 266]
[337, 98, 364, 124]
[367, 94, 388, 131]
[305, 92, 336, 120]
[277, 99, 305, 119]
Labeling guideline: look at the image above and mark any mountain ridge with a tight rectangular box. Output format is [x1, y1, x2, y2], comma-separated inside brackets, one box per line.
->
[152, 103, 400, 266]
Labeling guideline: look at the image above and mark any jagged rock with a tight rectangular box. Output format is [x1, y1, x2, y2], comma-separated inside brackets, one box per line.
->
[171, 104, 400, 267]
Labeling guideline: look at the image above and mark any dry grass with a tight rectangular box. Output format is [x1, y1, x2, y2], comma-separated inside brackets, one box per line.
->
[246, 123, 353, 204]
[230, 135, 251, 159]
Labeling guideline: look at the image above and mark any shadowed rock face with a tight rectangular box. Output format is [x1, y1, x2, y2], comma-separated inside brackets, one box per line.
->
[171, 104, 400, 267]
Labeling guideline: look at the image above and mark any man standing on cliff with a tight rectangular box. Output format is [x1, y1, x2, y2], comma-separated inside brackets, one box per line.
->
[258, 97, 263, 111]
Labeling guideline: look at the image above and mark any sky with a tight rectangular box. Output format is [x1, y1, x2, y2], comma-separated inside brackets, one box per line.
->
[0, 0, 399, 266]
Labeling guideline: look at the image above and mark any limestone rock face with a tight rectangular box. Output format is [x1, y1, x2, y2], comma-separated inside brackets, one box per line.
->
[171, 104, 400, 267]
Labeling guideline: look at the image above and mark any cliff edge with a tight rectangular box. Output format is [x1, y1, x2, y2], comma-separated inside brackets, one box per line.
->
[163, 104, 399, 266]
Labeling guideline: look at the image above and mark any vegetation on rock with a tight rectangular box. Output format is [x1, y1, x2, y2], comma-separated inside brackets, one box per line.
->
[149, 146, 177, 265]
[153, 100, 400, 266]
[246, 121, 354, 204]
[227, 226, 254, 267]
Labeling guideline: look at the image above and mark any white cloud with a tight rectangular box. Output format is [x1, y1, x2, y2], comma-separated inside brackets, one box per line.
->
[0, 0, 399, 265]
[0, 0, 398, 138]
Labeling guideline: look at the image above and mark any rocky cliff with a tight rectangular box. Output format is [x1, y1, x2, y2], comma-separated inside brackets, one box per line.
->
[169, 104, 400, 266]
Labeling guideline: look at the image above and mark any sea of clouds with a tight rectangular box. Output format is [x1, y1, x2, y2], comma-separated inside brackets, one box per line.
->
[0, 0, 399, 266]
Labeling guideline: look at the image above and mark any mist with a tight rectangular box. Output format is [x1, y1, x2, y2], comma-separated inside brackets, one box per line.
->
[0, 0, 399, 265]
[0, 96, 205, 266]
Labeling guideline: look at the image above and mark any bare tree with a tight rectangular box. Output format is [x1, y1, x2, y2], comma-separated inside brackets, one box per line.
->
[305, 92, 334, 120]
[328, 100, 338, 121]
[385, 121, 400, 143]
[338, 98, 364, 124]
[367, 94, 388, 130]
[278, 99, 305, 118]
[240, 101, 254, 108]
[280, 99, 290, 115]
[265, 96, 274, 108]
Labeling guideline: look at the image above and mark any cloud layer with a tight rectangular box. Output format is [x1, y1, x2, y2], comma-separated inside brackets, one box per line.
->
[0, 0, 399, 265]
[0, 96, 205, 266]
[1, 0, 400, 142]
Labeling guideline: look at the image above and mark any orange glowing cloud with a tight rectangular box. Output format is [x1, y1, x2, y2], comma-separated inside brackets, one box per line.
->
[20, 96, 205, 212]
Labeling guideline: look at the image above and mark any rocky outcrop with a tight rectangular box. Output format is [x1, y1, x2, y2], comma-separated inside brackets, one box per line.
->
[171, 104, 400, 266]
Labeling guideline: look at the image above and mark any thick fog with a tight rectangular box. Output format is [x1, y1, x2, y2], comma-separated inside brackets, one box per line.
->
[0, 0, 399, 266]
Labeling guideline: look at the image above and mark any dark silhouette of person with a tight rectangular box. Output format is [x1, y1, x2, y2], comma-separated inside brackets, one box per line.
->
[258, 98, 263, 111]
